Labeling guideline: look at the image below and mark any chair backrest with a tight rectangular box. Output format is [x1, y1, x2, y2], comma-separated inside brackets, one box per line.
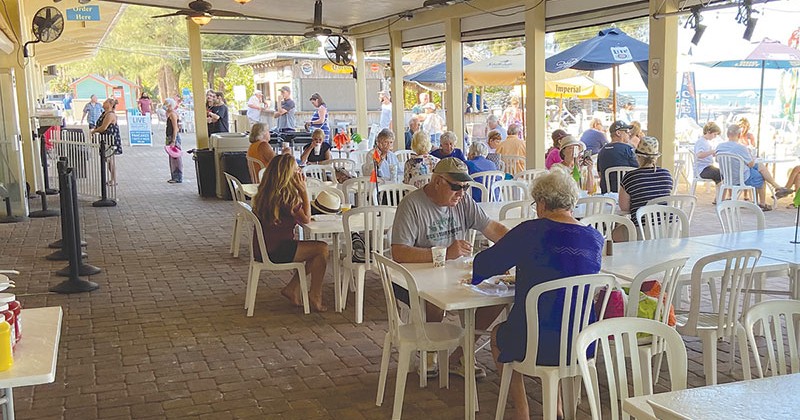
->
[328, 158, 356, 172]
[741, 299, 800, 379]
[224, 172, 246, 202]
[625, 257, 689, 324]
[306, 177, 324, 188]
[303, 164, 337, 184]
[635, 205, 690, 240]
[257, 167, 267, 183]
[500, 155, 525, 176]
[494, 179, 529, 202]
[236, 201, 283, 270]
[716, 200, 765, 233]
[576, 196, 615, 218]
[367, 123, 381, 148]
[576, 318, 688, 420]
[581, 214, 637, 242]
[604, 166, 637, 193]
[716, 153, 749, 187]
[374, 253, 433, 344]
[466, 181, 489, 203]
[343, 206, 396, 270]
[342, 176, 376, 207]
[395, 150, 414, 165]
[515, 169, 548, 183]
[373, 183, 415, 207]
[471, 170, 504, 201]
[646, 194, 697, 223]
[408, 173, 432, 189]
[307, 185, 346, 206]
[499, 199, 536, 220]
[522, 274, 617, 370]
[350, 149, 370, 169]
[246, 156, 266, 184]
[684, 249, 761, 338]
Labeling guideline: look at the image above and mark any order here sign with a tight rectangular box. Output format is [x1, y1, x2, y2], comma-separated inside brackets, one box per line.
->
[66, 6, 101, 21]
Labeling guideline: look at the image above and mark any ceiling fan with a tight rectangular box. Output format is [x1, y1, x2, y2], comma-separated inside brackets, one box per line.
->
[303, 0, 333, 38]
[151, 0, 244, 25]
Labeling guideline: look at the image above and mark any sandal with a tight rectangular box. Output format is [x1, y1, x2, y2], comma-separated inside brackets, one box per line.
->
[758, 204, 773, 212]
[775, 187, 794, 199]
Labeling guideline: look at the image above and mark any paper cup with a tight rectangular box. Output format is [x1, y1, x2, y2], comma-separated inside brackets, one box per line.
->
[314, 144, 322, 154]
[432, 246, 446, 268]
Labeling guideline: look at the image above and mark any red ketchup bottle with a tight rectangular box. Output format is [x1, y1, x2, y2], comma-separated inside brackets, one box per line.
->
[0, 295, 21, 346]
[0, 303, 14, 350]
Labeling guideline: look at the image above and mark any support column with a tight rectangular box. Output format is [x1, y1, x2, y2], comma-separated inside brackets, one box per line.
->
[186, 19, 209, 149]
[649, 0, 679, 173]
[524, 2, 546, 169]
[444, 18, 464, 148]
[354, 38, 368, 138]
[389, 29, 404, 150]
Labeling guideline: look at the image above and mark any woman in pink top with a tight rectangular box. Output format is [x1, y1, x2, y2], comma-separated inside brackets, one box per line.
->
[545, 129, 568, 169]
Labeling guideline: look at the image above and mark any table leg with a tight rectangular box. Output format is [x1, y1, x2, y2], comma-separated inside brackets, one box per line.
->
[464, 308, 477, 420]
[1, 387, 13, 420]
[333, 232, 342, 312]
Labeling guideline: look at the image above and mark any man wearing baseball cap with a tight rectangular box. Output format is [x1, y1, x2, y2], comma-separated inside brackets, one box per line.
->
[597, 120, 639, 193]
[391, 157, 508, 379]
[273, 86, 296, 132]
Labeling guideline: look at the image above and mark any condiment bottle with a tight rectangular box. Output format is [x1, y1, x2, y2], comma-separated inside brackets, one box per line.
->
[0, 304, 14, 350]
[0, 317, 12, 372]
[0, 294, 21, 344]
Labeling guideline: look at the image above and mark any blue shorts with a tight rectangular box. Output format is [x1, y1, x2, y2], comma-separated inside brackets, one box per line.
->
[745, 165, 764, 188]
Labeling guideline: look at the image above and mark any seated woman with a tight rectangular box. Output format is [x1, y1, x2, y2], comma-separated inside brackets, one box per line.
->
[246, 123, 276, 182]
[551, 135, 596, 193]
[466, 141, 497, 202]
[252, 154, 329, 312]
[545, 129, 568, 169]
[486, 129, 504, 171]
[618, 136, 674, 239]
[430, 131, 467, 162]
[403, 130, 440, 187]
[694, 121, 722, 202]
[473, 171, 604, 420]
[300, 129, 332, 165]
[629, 121, 643, 149]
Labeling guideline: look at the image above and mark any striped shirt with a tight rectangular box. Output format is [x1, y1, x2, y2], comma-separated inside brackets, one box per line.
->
[620, 167, 674, 223]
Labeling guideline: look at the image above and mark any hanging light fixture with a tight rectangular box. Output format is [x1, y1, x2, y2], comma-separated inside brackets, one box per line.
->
[190, 14, 212, 26]
[735, 0, 759, 41]
[684, 7, 706, 46]
[233, 0, 252, 4]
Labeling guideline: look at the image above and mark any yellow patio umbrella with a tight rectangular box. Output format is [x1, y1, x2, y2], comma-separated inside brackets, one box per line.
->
[544, 75, 610, 100]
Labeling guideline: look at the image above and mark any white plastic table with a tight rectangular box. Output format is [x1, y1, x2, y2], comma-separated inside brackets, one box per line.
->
[393, 260, 513, 420]
[689, 227, 800, 298]
[623, 373, 800, 419]
[0, 307, 63, 420]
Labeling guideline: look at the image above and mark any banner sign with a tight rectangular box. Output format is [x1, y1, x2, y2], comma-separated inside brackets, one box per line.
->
[128, 114, 152, 146]
[66, 6, 100, 21]
[677, 72, 698, 122]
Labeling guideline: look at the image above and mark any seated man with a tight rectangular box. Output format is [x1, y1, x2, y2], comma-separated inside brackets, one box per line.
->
[361, 128, 403, 182]
[495, 123, 526, 174]
[392, 158, 509, 378]
[716, 124, 792, 210]
[430, 131, 467, 162]
[597, 120, 638, 193]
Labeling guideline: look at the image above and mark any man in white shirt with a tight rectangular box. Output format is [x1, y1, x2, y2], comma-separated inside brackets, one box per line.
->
[246, 90, 265, 127]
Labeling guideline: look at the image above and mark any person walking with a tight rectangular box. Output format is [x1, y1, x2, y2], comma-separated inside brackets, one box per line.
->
[164, 98, 182, 184]
[379, 91, 392, 130]
[62, 93, 73, 124]
[81, 94, 104, 129]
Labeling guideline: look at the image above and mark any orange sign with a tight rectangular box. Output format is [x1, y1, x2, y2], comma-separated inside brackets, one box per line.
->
[370, 63, 381, 72]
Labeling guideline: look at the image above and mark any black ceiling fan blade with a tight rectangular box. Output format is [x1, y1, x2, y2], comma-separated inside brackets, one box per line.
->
[151, 10, 191, 18]
[210, 10, 245, 18]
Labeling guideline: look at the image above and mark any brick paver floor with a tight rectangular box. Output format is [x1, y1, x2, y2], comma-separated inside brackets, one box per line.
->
[1, 130, 797, 419]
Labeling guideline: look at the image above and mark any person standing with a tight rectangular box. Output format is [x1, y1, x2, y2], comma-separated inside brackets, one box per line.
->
[411, 91, 430, 119]
[246, 89, 265, 127]
[81, 95, 104, 129]
[421, 103, 445, 146]
[90, 98, 122, 186]
[274, 86, 296, 132]
[307, 92, 330, 143]
[137, 93, 152, 117]
[62, 93, 73, 124]
[207, 91, 229, 135]
[484, 114, 507, 140]
[379, 91, 392, 130]
[163, 98, 182, 184]
[596, 120, 638, 193]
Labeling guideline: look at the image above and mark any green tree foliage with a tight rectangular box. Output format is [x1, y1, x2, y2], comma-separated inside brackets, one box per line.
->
[48, 76, 71, 94]
[216, 64, 254, 112]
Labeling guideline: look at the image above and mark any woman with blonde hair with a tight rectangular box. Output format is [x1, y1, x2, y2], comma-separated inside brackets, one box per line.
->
[738, 117, 756, 148]
[628, 121, 643, 148]
[164, 98, 182, 183]
[91, 98, 122, 186]
[252, 154, 329, 312]
[403, 130, 439, 186]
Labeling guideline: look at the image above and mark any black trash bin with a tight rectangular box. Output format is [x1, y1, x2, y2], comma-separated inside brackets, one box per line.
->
[193, 149, 216, 198]
[220, 151, 250, 200]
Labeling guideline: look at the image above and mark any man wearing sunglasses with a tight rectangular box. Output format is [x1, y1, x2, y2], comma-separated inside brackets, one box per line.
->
[597, 120, 639, 193]
[391, 158, 508, 379]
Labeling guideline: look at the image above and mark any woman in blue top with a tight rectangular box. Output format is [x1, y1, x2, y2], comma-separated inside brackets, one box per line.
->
[308, 92, 330, 143]
[465, 141, 496, 202]
[473, 170, 604, 420]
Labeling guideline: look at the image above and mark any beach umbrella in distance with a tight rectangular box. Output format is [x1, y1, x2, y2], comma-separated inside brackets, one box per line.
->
[697, 38, 800, 154]
[545, 28, 649, 119]
[404, 57, 473, 87]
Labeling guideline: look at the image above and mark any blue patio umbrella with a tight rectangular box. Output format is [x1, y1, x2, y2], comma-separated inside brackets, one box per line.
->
[545, 28, 649, 118]
[697, 38, 800, 153]
[404, 58, 473, 84]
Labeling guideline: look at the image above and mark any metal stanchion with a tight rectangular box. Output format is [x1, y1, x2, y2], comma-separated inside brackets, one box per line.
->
[53, 159, 100, 277]
[49, 158, 86, 248]
[38, 129, 57, 195]
[92, 137, 116, 207]
[0, 197, 23, 223]
[46, 160, 86, 261]
[50, 162, 99, 294]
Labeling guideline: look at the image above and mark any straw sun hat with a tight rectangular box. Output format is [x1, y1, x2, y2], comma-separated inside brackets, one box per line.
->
[311, 190, 342, 215]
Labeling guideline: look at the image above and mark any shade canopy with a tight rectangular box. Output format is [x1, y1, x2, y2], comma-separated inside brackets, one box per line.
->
[697, 38, 800, 69]
[404, 58, 473, 84]
[463, 52, 526, 86]
[544, 75, 610, 100]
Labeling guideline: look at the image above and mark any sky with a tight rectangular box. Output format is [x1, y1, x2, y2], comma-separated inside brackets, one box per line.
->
[593, 0, 800, 92]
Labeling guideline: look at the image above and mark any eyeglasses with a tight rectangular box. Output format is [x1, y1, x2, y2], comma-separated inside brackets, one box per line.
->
[442, 178, 470, 192]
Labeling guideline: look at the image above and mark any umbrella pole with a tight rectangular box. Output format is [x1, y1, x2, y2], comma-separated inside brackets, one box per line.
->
[612, 65, 617, 120]
[756, 61, 766, 156]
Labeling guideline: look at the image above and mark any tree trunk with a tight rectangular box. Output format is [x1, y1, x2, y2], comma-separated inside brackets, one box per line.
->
[216, 65, 229, 92]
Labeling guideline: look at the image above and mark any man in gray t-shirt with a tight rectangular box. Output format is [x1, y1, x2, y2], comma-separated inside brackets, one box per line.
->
[391, 158, 507, 378]
[273, 86, 296, 131]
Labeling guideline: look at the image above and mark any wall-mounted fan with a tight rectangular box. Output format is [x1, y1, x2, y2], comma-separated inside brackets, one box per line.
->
[303, 0, 333, 38]
[151, 0, 244, 23]
[23, 7, 65, 58]
[323, 35, 356, 79]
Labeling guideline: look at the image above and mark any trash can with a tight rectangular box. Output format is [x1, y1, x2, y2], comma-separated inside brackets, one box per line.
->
[220, 151, 250, 200]
[193, 148, 216, 198]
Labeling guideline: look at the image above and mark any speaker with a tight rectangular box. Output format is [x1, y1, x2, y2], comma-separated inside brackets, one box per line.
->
[45, 65, 58, 76]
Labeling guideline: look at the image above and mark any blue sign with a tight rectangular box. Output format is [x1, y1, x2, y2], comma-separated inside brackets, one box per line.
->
[128, 114, 152, 146]
[66, 6, 100, 22]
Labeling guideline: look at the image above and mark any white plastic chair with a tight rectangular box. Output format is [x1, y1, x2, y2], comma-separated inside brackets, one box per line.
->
[224, 173, 248, 258]
[373, 253, 464, 419]
[395, 150, 414, 165]
[471, 170, 504, 202]
[328, 158, 357, 173]
[515, 169, 548, 184]
[350, 149, 371, 173]
[604, 166, 637, 193]
[738, 299, 800, 380]
[408, 173, 431, 189]
[716, 200, 765, 233]
[675, 249, 761, 385]
[575, 196, 615, 218]
[575, 318, 688, 420]
[635, 205, 690, 240]
[687, 151, 717, 195]
[466, 181, 489, 203]
[499, 155, 525, 176]
[373, 183, 416, 207]
[672, 148, 692, 194]
[341, 206, 396, 324]
[581, 214, 637, 242]
[716, 153, 758, 205]
[246, 156, 266, 184]
[257, 167, 267, 183]
[495, 274, 617, 420]
[303, 164, 337, 185]
[237, 202, 310, 316]
[306, 177, 324, 188]
[494, 179, 528, 202]
[499, 199, 535, 221]
[342, 176, 378, 207]
[645, 194, 697, 223]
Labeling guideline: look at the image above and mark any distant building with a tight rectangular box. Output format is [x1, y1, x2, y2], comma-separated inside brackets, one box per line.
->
[69, 74, 140, 111]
